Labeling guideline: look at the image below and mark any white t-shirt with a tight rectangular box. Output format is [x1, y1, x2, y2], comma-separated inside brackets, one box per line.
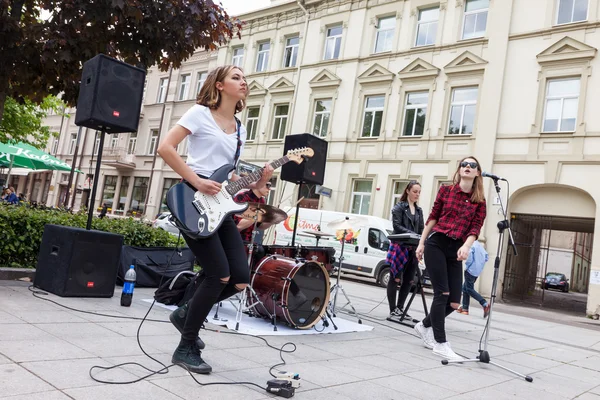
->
[176, 104, 246, 177]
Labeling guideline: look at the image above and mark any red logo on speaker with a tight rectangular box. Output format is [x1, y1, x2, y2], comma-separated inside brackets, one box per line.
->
[312, 172, 316, 176]
[87, 282, 95, 288]
[113, 111, 120, 117]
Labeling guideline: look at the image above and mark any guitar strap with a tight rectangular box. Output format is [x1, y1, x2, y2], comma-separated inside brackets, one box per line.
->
[233, 117, 242, 167]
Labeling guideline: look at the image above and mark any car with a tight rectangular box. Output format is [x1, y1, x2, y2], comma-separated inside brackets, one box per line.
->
[543, 272, 569, 293]
[152, 212, 180, 235]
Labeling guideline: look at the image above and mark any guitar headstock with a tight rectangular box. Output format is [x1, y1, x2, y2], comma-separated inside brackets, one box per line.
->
[286, 147, 315, 164]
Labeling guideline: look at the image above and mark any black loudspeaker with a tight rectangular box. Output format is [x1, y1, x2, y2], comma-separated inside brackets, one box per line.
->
[34, 225, 124, 297]
[281, 133, 328, 185]
[75, 54, 146, 133]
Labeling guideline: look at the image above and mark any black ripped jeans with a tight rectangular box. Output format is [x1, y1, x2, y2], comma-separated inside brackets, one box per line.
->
[180, 216, 250, 342]
[387, 249, 418, 313]
[421, 233, 463, 343]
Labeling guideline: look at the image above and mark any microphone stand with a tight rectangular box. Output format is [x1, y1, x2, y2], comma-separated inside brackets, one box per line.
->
[442, 177, 533, 382]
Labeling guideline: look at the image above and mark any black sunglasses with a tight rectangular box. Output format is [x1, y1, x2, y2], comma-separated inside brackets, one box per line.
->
[460, 161, 478, 169]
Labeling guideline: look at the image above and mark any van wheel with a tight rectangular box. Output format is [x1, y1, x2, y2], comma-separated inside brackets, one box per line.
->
[378, 267, 390, 288]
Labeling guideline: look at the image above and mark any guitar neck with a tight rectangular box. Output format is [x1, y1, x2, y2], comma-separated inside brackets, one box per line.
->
[227, 155, 290, 194]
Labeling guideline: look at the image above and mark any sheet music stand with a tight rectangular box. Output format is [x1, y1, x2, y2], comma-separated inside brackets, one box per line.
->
[386, 233, 429, 328]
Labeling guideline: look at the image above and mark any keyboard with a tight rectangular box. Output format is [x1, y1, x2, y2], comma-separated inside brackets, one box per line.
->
[387, 233, 421, 246]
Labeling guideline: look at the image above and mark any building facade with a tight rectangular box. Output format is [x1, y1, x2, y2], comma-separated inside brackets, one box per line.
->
[42, 0, 600, 316]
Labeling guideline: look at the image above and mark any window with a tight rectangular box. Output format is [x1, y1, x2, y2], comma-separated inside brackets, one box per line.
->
[129, 177, 149, 213]
[324, 25, 343, 60]
[232, 47, 244, 67]
[390, 180, 411, 209]
[448, 87, 478, 135]
[361, 95, 385, 138]
[542, 78, 580, 133]
[52, 139, 58, 155]
[68, 133, 77, 155]
[402, 92, 428, 136]
[462, 0, 489, 39]
[299, 183, 321, 209]
[256, 42, 270, 72]
[350, 180, 372, 215]
[272, 105, 289, 140]
[266, 177, 277, 206]
[110, 136, 118, 148]
[374, 17, 395, 53]
[160, 178, 179, 213]
[415, 7, 439, 47]
[157, 77, 168, 103]
[283, 36, 299, 68]
[368, 228, 390, 251]
[101, 175, 118, 208]
[116, 176, 130, 210]
[246, 107, 260, 141]
[93, 135, 100, 155]
[148, 129, 159, 155]
[312, 99, 332, 137]
[196, 72, 207, 95]
[127, 132, 137, 155]
[556, 0, 588, 25]
[178, 74, 191, 101]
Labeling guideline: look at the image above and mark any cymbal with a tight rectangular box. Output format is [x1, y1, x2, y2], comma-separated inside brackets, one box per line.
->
[327, 216, 367, 231]
[236, 202, 287, 225]
[302, 230, 334, 238]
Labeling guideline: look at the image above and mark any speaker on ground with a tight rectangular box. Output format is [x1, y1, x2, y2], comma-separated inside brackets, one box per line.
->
[281, 133, 328, 185]
[34, 225, 124, 297]
[75, 54, 146, 133]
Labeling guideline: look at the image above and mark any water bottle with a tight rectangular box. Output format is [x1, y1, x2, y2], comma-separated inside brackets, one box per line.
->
[120, 265, 136, 307]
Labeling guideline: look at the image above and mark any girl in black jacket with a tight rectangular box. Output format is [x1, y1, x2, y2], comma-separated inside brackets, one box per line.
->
[387, 180, 424, 318]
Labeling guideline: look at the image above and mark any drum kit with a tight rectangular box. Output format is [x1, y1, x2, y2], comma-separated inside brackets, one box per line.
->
[219, 202, 362, 331]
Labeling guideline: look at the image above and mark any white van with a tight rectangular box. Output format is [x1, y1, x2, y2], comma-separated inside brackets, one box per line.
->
[272, 209, 395, 287]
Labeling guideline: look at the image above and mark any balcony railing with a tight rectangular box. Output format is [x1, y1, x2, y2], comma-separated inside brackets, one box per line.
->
[102, 146, 136, 168]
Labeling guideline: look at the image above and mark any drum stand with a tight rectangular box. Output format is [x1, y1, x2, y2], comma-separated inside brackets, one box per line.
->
[329, 227, 362, 324]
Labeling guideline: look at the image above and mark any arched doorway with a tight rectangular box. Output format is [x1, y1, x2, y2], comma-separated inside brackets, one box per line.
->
[503, 185, 595, 314]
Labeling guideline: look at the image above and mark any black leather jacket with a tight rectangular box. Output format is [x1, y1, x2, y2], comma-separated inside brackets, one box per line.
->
[391, 201, 424, 235]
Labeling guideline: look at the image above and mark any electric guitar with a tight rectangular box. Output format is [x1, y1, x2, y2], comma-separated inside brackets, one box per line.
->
[166, 147, 314, 238]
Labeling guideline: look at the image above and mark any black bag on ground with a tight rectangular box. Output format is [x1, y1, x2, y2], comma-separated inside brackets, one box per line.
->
[154, 271, 204, 306]
[117, 246, 195, 288]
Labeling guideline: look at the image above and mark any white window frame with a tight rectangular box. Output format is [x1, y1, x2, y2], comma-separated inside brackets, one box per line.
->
[148, 129, 159, 155]
[110, 136, 119, 148]
[127, 132, 137, 155]
[196, 71, 207, 95]
[178, 73, 191, 101]
[283, 36, 299, 68]
[256, 42, 270, 72]
[232, 47, 244, 67]
[462, 0, 489, 39]
[52, 138, 59, 155]
[157, 77, 168, 103]
[447, 87, 479, 136]
[312, 99, 332, 137]
[374, 16, 395, 53]
[350, 179, 373, 215]
[68, 133, 77, 155]
[555, 0, 588, 25]
[93, 136, 101, 155]
[542, 77, 581, 133]
[361, 95, 385, 138]
[246, 106, 260, 142]
[402, 92, 428, 137]
[323, 25, 343, 60]
[415, 7, 439, 47]
[272, 104, 289, 140]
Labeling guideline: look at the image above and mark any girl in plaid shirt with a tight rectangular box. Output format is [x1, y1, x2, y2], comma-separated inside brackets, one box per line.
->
[414, 156, 487, 362]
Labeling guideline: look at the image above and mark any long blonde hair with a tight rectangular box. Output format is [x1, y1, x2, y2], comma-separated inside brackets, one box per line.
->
[452, 156, 485, 203]
[196, 65, 246, 113]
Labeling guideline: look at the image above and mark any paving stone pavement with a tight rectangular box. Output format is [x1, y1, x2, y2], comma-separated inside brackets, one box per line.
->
[1, 279, 599, 399]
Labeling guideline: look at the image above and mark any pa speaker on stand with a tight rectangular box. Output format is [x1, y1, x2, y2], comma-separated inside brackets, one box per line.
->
[281, 133, 328, 185]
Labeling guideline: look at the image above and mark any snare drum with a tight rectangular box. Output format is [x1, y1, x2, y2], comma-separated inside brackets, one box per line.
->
[250, 255, 330, 329]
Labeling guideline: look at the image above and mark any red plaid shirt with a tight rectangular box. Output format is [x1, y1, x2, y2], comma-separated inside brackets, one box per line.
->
[426, 184, 486, 242]
[233, 190, 265, 242]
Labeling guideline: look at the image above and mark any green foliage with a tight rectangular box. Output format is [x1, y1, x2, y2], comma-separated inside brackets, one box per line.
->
[0, 205, 186, 269]
[0, 95, 66, 149]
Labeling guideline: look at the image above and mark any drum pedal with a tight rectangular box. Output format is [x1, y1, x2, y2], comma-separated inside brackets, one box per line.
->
[266, 379, 295, 398]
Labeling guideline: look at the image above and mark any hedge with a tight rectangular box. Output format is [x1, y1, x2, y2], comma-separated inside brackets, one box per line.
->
[0, 204, 185, 269]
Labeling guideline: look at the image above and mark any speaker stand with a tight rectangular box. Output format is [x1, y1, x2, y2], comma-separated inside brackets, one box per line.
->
[290, 181, 303, 246]
[86, 128, 106, 230]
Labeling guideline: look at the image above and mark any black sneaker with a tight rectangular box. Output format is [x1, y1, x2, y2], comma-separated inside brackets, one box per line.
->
[172, 340, 212, 374]
[169, 304, 206, 350]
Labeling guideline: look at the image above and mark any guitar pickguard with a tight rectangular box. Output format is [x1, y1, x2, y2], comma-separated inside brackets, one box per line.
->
[192, 181, 247, 234]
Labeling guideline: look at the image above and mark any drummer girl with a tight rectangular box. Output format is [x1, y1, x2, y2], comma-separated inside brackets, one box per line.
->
[233, 181, 271, 241]
[157, 65, 273, 374]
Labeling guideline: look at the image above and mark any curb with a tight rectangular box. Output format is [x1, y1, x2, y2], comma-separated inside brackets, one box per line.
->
[0, 268, 36, 281]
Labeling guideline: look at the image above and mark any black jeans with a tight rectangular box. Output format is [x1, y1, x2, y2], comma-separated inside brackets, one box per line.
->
[180, 216, 249, 342]
[387, 249, 418, 312]
[421, 233, 463, 343]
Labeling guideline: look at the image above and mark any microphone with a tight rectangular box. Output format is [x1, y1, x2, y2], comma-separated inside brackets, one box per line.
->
[481, 172, 507, 181]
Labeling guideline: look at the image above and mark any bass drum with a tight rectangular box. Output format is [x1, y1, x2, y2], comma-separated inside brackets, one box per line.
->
[251, 255, 330, 329]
